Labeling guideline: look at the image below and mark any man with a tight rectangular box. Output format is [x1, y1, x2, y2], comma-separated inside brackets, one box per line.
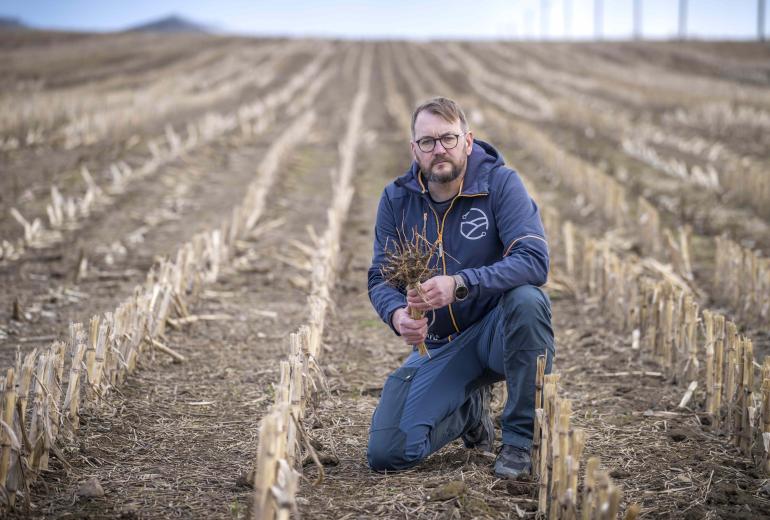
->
[366, 97, 554, 479]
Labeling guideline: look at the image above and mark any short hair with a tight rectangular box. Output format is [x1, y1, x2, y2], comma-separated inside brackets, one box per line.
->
[411, 97, 469, 139]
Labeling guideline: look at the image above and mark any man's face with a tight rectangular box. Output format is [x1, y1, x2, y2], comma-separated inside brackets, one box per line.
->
[411, 111, 473, 185]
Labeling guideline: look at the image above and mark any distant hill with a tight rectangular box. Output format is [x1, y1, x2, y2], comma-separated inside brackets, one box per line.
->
[126, 15, 209, 34]
[0, 17, 26, 29]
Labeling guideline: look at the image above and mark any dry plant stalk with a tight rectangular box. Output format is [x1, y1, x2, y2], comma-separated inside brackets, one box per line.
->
[732, 336, 746, 447]
[17, 349, 37, 418]
[253, 406, 286, 520]
[28, 353, 49, 471]
[532, 354, 546, 478]
[379, 226, 438, 356]
[48, 345, 64, 452]
[563, 221, 575, 278]
[704, 310, 715, 415]
[551, 400, 572, 519]
[761, 359, 770, 474]
[63, 323, 87, 430]
[579, 456, 628, 520]
[683, 296, 699, 382]
[562, 427, 584, 520]
[539, 374, 559, 517]
[86, 316, 99, 401]
[581, 457, 599, 520]
[0, 368, 16, 491]
[712, 314, 726, 427]
[724, 322, 738, 433]
[661, 294, 674, 373]
[624, 503, 642, 520]
[91, 321, 109, 398]
[544, 375, 561, 520]
[739, 338, 753, 456]
[538, 408, 550, 516]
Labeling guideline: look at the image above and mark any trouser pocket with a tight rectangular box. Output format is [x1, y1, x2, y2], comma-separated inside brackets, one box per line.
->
[368, 366, 420, 471]
[370, 366, 418, 432]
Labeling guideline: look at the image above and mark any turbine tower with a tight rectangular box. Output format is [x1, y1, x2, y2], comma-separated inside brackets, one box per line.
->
[594, 0, 603, 39]
[679, 0, 688, 39]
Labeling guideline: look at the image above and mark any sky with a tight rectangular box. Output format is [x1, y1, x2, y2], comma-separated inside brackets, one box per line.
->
[1, 0, 767, 40]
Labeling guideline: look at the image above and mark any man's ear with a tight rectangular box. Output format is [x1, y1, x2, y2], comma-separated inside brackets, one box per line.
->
[410, 141, 418, 161]
[465, 131, 474, 156]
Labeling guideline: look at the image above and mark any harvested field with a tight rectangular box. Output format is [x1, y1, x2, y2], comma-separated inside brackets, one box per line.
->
[1, 31, 769, 519]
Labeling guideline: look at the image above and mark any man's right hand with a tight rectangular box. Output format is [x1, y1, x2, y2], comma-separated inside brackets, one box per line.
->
[391, 307, 428, 346]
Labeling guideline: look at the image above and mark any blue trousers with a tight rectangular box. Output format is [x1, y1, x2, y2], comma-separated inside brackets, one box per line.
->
[367, 285, 554, 472]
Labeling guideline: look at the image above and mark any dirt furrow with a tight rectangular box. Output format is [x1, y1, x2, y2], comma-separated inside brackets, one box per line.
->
[555, 298, 770, 519]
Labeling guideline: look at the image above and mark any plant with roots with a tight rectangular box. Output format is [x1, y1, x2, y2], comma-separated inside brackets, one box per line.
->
[379, 224, 439, 356]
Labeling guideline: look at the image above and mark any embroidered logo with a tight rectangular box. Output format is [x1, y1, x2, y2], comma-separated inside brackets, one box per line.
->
[460, 208, 488, 240]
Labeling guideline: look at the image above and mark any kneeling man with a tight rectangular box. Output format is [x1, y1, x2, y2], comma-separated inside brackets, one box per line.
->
[366, 97, 555, 478]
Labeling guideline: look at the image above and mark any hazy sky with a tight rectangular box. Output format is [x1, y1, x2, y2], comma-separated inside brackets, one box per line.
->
[2, 0, 767, 39]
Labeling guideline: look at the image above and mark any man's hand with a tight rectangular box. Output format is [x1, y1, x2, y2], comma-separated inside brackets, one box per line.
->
[391, 307, 428, 345]
[406, 275, 456, 312]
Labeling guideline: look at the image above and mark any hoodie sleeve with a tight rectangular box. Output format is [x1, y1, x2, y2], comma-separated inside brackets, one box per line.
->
[458, 170, 549, 297]
[368, 189, 407, 335]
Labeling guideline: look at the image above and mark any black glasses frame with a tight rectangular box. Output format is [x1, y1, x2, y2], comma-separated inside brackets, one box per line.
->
[414, 132, 466, 153]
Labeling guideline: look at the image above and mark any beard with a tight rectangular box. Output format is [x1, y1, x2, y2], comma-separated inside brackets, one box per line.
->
[419, 153, 467, 184]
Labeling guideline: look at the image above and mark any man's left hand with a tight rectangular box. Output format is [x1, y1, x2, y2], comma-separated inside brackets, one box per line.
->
[406, 275, 456, 312]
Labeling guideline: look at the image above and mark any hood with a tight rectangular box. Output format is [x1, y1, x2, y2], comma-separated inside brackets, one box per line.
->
[394, 139, 505, 196]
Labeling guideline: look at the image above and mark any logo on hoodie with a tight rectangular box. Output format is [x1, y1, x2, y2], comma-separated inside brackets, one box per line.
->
[460, 208, 488, 240]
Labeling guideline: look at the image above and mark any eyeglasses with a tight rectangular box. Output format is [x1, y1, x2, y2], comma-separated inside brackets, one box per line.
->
[414, 132, 465, 153]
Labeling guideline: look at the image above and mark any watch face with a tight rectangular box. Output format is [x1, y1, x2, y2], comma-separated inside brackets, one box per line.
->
[456, 286, 469, 299]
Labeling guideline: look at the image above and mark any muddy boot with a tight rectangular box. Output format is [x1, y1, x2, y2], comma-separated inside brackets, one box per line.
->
[493, 444, 531, 479]
[461, 385, 494, 453]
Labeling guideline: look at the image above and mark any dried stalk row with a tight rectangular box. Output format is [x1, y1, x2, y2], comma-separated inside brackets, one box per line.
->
[539, 193, 770, 474]
[252, 46, 372, 520]
[0, 39, 304, 145]
[0, 77, 327, 510]
[1, 46, 334, 263]
[714, 235, 770, 327]
[474, 41, 768, 182]
[460, 41, 770, 220]
[477, 80, 770, 312]
[503, 113, 695, 281]
[533, 369, 630, 519]
[503, 110, 770, 330]
[444, 42, 555, 121]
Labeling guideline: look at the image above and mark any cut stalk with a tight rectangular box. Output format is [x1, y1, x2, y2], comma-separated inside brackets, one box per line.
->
[0, 369, 16, 491]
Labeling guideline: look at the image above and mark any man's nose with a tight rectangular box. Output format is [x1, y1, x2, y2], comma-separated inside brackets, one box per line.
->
[432, 139, 447, 153]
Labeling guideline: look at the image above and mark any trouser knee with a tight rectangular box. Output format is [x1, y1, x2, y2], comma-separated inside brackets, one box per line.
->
[499, 285, 553, 352]
[367, 429, 420, 472]
[501, 285, 550, 317]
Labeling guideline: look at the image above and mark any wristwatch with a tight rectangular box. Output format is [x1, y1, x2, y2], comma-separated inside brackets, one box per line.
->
[453, 274, 469, 302]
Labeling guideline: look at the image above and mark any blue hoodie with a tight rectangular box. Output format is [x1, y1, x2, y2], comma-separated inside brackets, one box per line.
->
[367, 140, 549, 347]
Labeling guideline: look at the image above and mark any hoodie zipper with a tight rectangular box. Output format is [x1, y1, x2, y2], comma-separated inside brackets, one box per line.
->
[424, 182, 487, 336]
